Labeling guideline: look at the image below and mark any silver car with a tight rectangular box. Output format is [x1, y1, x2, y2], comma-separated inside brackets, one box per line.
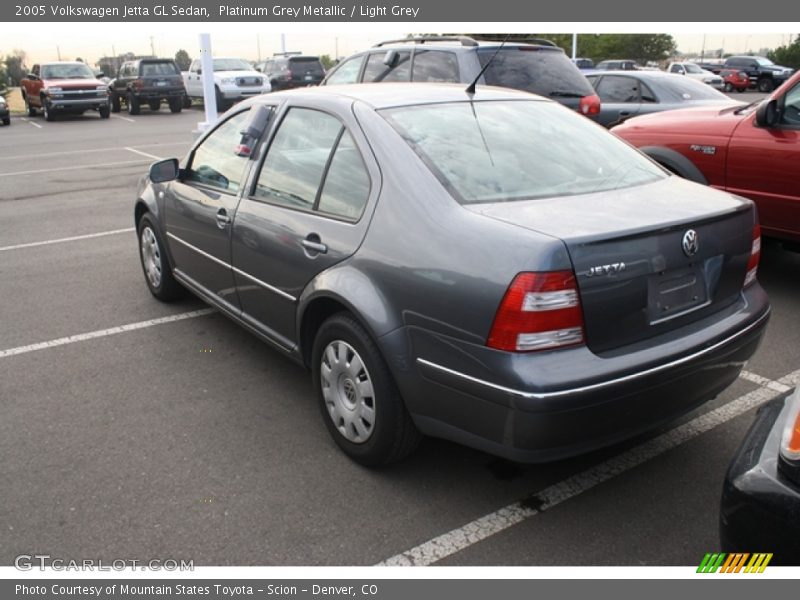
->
[135, 83, 769, 465]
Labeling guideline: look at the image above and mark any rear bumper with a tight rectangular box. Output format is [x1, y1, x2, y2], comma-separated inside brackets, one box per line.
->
[387, 285, 770, 462]
[720, 391, 800, 564]
[133, 88, 185, 99]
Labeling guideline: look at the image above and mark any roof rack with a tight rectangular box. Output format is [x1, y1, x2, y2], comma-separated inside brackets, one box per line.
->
[474, 36, 558, 47]
[273, 51, 302, 57]
[374, 36, 479, 48]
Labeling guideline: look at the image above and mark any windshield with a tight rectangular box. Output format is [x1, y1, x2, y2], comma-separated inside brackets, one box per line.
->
[41, 63, 96, 79]
[755, 57, 775, 66]
[382, 100, 665, 205]
[661, 76, 730, 101]
[684, 64, 704, 74]
[213, 59, 251, 72]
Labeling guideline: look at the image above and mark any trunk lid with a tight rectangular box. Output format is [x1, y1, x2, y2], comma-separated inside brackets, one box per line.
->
[466, 177, 754, 354]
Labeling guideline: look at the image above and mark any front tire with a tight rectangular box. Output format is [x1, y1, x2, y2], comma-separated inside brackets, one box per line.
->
[757, 78, 774, 93]
[168, 97, 183, 113]
[2, 117, 9, 126]
[724, 82, 734, 93]
[312, 313, 421, 466]
[98, 104, 110, 119]
[137, 214, 184, 302]
[42, 98, 56, 121]
[148, 99, 161, 111]
[24, 95, 36, 116]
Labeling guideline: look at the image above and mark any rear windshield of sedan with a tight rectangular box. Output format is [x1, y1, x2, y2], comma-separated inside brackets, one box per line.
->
[659, 76, 729, 101]
[382, 100, 665, 204]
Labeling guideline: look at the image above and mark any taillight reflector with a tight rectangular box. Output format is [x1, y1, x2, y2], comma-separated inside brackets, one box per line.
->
[744, 223, 761, 288]
[579, 93, 601, 116]
[487, 271, 585, 352]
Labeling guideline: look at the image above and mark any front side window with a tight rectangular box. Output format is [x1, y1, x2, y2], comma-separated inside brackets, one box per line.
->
[383, 100, 665, 205]
[254, 108, 370, 220]
[364, 51, 411, 83]
[185, 110, 252, 193]
[780, 81, 800, 126]
[411, 50, 459, 82]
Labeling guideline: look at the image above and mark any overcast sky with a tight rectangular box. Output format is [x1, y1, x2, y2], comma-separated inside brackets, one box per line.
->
[0, 23, 796, 65]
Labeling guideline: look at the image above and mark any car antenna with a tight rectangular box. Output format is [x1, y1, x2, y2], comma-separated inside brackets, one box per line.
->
[465, 34, 510, 96]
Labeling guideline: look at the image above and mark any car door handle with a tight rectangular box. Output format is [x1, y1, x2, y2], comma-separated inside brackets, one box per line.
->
[216, 209, 231, 228]
[301, 238, 328, 254]
[619, 110, 632, 116]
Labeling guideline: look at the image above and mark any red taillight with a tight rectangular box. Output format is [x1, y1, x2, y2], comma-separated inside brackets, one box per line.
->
[579, 93, 601, 116]
[487, 271, 585, 352]
[744, 223, 761, 287]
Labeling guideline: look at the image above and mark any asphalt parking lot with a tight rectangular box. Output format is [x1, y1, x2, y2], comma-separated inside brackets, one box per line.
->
[1, 96, 797, 567]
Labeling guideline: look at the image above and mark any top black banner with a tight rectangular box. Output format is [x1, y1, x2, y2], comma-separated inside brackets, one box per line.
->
[4, 0, 800, 21]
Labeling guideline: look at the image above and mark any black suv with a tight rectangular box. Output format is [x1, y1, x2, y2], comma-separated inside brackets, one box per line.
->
[722, 56, 794, 92]
[322, 36, 600, 118]
[110, 59, 186, 115]
[256, 54, 326, 91]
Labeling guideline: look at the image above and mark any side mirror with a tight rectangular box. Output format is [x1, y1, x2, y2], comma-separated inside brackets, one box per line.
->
[383, 50, 398, 67]
[27, 73, 39, 81]
[149, 158, 179, 183]
[755, 99, 779, 128]
[196, 68, 202, 75]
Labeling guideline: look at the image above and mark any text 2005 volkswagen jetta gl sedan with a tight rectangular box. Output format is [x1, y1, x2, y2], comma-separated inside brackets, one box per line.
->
[134, 83, 769, 466]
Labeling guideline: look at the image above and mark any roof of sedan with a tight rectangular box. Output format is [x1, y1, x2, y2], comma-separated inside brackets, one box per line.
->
[249, 82, 550, 109]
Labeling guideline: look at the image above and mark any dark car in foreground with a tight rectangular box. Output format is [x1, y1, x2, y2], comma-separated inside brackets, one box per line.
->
[134, 83, 769, 466]
[110, 58, 186, 115]
[586, 70, 738, 127]
[613, 70, 800, 244]
[322, 35, 601, 117]
[721, 387, 800, 563]
[0, 95, 9, 125]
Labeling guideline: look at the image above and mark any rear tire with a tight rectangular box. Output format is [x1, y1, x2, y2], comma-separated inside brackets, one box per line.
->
[724, 82, 734, 93]
[137, 214, 185, 302]
[127, 91, 140, 115]
[168, 97, 183, 113]
[110, 92, 121, 113]
[311, 313, 421, 466]
[24, 95, 36, 116]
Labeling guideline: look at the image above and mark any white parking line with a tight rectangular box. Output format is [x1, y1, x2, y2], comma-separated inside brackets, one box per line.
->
[378, 371, 796, 566]
[111, 114, 136, 123]
[0, 228, 135, 252]
[7, 142, 186, 162]
[125, 147, 162, 160]
[0, 309, 215, 359]
[0, 159, 149, 178]
[20, 118, 43, 129]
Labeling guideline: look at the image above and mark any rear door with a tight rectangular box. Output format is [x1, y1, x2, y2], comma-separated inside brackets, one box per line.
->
[163, 109, 254, 310]
[231, 101, 379, 346]
[140, 61, 182, 92]
[591, 74, 645, 126]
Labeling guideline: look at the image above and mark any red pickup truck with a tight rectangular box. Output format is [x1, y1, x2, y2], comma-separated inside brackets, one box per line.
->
[21, 61, 110, 121]
[613, 70, 800, 244]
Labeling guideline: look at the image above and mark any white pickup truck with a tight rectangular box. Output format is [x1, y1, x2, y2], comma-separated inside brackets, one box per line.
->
[183, 57, 271, 109]
[666, 62, 724, 90]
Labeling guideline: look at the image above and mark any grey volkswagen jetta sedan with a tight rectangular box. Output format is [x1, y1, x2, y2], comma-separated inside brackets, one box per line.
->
[135, 83, 770, 466]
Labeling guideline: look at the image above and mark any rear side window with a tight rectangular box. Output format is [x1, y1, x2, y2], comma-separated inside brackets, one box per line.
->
[411, 50, 459, 82]
[595, 75, 642, 103]
[478, 48, 594, 97]
[383, 100, 665, 205]
[364, 51, 411, 82]
[325, 55, 363, 85]
[254, 108, 370, 220]
[140, 62, 180, 76]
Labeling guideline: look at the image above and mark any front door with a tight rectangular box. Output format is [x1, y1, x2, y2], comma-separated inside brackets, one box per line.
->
[163, 108, 253, 310]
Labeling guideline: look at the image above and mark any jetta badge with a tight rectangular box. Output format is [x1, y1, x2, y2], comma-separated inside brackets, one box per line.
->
[682, 229, 699, 257]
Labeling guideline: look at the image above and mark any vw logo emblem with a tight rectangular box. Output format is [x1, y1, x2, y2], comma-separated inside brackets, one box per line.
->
[682, 229, 699, 257]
